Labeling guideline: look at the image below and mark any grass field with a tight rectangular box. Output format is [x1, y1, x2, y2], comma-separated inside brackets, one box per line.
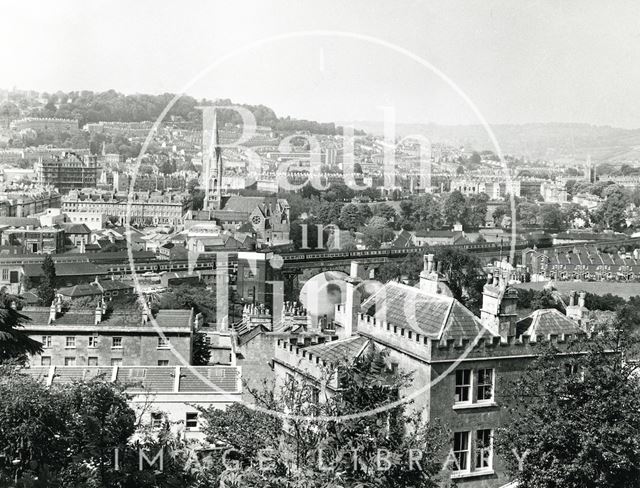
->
[514, 281, 640, 299]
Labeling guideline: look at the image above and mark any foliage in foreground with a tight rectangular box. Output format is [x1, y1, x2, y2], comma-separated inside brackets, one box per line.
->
[495, 313, 640, 488]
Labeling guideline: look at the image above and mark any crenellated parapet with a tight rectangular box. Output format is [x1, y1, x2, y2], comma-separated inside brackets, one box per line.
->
[430, 331, 595, 362]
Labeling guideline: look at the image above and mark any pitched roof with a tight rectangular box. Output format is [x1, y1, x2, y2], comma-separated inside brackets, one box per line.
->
[61, 223, 91, 234]
[303, 336, 370, 363]
[23, 262, 108, 278]
[58, 284, 101, 297]
[516, 309, 584, 336]
[361, 281, 493, 340]
[21, 366, 240, 393]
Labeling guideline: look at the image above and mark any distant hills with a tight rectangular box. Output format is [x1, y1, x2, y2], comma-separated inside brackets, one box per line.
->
[348, 121, 640, 162]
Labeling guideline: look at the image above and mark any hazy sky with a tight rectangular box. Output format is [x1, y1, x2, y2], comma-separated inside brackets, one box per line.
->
[2, 0, 640, 128]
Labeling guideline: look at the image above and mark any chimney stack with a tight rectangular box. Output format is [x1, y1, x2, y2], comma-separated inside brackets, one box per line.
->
[578, 291, 586, 308]
[94, 302, 103, 325]
[342, 261, 364, 338]
[48, 300, 56, 324]
[420, 254, 439, 295]
[569, 290, 576, 307]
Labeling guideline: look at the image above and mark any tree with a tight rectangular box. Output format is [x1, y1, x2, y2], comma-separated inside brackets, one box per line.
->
[441, 191, 468, 228]
[37, 254, 56, 306]
[467, 193, 489, 229]
[495, 329, 640, 488]
[434, 247, 485, 310]
[592, 185, 629, 231]
[200, 349, 447, 488]
[539, 204, 566, 231]
[0, 306, 42, 363]
[339, 203, 366, 230]
[373, 203, 397, 223]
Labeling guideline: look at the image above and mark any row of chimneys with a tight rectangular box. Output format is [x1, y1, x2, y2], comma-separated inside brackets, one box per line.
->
[48, 295, 106, 325]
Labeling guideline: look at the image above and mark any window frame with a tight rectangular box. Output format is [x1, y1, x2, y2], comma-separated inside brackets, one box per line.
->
[185, 412, 198, 429]
[157, 336, 170, 349]
[454, 369, 472, 404]
[41, 356, 51, 366]
[111, 336, 123, 349]
[453, 431, 470, 473]
[64, 357, 76, 366]
[42, 335, 52, 348]
[151, 412, 163, 429]
[474, 429, 493, 471]
[476, 368, 495, 403]
[65, 336, 76, 348]
[88, 334, 98, 348]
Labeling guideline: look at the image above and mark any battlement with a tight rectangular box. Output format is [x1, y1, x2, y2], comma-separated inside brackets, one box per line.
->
[430, 331, 595, 361]
[274, 337, 339, 388]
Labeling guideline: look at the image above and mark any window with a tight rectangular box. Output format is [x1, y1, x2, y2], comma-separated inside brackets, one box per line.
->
[455, 370, 471, 403]
[1, 269, 7, 281]
[477, 369, 494, 402]
[185, 412, 198, 429]
[42, 336, 52, 348]
[157, 360, 169, 366]
[110, 358, 123, 366]
[453, 431, 470, 472]
[112, 337, 123, 349]
[88, 334, 98, 348]
[41, 356, 51, 366]
[157, 337, 170, 349]
[65, 336, 76, 348]
[88, 357, 98, 366]
[64, 357, 76, 366]
[475, 429, 493, 470]
[151, 412, 163, 428]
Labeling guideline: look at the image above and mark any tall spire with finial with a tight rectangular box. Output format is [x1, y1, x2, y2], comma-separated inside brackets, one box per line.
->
[201, 107, 223, 211]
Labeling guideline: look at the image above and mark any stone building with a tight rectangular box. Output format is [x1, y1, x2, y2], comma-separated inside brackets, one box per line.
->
[23, 364, 242, 442]
[21, 298, 199, 367]
[271, 255, 590, 487]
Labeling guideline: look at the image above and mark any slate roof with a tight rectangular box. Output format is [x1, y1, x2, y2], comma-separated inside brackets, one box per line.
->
[303, 336, 370, 363]
[58, 284, 101, 298]
[21, 366, 240, 393]
[20, 307, 191, 330]
[361, 282, 494, 340]
[516, 309, 584, 337]
[220, 195, 266, 214]
[61, 223, 91, 234]
[23, 262, 108, 278]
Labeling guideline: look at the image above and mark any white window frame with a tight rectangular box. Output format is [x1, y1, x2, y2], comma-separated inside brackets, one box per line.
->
[42, 335, 52, 348]
[87, 357, 99, 366]
[157, 359, 169, 366]
[475, 429, 493, 471]
[112, 336, 123, 349]
[64, 357, 76, 366]
[88, 334, 98, 348]
[65, 336, 76, 348]
[476, 368, 495, 403]
[454, 369, 472, 404]
[41, 356, 51, 366]
[453, 431, 470, 473]
[157, 337, 170, 349]
[110, 358, 123, 367]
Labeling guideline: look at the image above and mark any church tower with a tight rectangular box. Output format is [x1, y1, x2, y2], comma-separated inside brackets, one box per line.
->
[201, 108, 223, 210]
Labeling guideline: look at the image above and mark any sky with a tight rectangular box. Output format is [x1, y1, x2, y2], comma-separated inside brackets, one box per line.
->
[2, 0, 640, 128]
